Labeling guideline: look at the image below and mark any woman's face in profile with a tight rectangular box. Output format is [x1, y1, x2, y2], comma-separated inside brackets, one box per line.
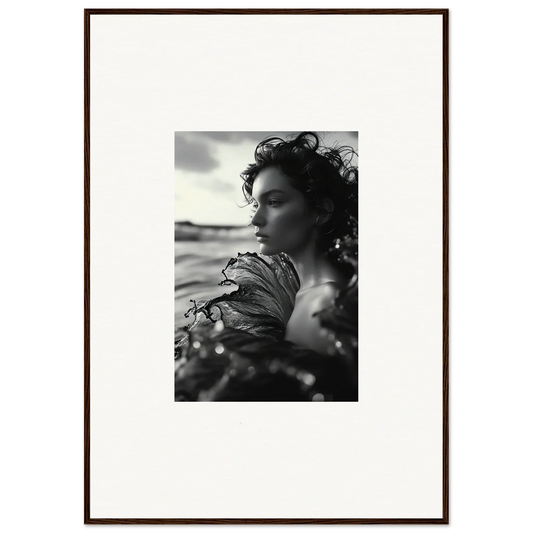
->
[250, 166, 316, 256]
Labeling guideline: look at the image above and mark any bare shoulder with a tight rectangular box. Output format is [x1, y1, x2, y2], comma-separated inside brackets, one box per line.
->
[284, 282, 340, 354]
[300, 281, 339, 313]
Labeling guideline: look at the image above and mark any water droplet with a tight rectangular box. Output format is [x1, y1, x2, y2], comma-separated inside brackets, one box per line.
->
[215, 343, 224, 354]
[192, 341, 201, 349]
[269, 361, 280, 373]
[312, 393, 324, 401]
[335, 341, 343, 348]
[286, 366, 297, 376]
[214, 320, 225, 332]
[297, 372, 315, 386]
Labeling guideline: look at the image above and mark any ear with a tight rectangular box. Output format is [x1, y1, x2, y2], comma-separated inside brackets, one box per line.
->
[316, 198, 334, 225]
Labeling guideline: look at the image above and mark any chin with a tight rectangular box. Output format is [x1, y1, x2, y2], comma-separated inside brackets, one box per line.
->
[258, 243, 279, 256]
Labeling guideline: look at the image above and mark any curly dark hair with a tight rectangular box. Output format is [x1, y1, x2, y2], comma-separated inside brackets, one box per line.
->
[241, 132, 358, 265]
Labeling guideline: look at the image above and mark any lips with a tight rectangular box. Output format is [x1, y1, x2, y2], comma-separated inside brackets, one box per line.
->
[255, 233, 269, 241]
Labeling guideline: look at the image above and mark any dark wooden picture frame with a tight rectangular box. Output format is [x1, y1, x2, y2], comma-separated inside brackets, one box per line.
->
[85, 8, 448, 524]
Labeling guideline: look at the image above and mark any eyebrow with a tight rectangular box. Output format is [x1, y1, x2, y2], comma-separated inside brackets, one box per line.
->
[251, 189, 287, 201]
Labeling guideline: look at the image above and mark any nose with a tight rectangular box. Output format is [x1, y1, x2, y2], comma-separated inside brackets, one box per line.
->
[250, 207, 265, 228]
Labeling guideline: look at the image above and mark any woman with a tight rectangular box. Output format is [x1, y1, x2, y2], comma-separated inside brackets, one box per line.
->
[242, 132, 357, 355]
[175, 132, 358, 401]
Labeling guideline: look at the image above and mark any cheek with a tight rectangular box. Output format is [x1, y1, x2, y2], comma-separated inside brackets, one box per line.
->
[274, 207, 313, 236]
[260, 207, 314, 255]
[290, 205, 313, 226]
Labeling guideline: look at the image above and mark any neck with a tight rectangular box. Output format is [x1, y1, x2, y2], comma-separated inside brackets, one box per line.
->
[287, 240, 339, 291]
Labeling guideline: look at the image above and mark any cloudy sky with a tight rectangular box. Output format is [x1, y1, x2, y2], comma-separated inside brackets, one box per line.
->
[175, 131, 358, 225]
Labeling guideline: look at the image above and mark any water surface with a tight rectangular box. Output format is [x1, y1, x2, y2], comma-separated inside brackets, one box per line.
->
[175, 238, 258, 331]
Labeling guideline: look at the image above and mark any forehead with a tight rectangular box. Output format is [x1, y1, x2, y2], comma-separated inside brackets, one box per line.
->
[251, 166, 295, 197]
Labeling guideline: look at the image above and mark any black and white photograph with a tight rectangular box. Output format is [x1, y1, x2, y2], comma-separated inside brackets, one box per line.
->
[174, 132, 359, 401]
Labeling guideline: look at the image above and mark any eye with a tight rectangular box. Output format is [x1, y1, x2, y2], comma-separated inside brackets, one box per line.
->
[268, 199, 281, 207]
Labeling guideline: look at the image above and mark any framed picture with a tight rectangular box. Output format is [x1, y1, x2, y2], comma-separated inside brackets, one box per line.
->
[85, 8, 448, 524]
